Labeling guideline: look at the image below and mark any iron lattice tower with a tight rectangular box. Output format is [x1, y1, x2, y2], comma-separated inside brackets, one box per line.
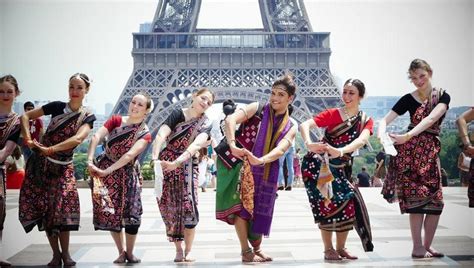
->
[113, 0, 341, 135]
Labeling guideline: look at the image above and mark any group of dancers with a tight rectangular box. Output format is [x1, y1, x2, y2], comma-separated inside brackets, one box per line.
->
[1, 58, 470, 266]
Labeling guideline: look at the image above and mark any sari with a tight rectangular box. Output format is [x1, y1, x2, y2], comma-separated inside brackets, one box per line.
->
[383, 88, 446, 215]
[158, 111, 210, 241]
[216, 103, 293, 237]
[0, 112, 20, 231]
[19, 104, 95, 235]
[302, 109, 374, 252]
[92, 116, 150, 232]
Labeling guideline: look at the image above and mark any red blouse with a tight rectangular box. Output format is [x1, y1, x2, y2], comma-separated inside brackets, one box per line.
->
[104, 115, 152, 142]
[313, 108, 374, 135]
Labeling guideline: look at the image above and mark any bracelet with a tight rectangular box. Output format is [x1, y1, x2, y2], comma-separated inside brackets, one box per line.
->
[47, 147, 55, 155]
[259, 157, 266, 166]
[338, 148, 344, 157]
[405, 132, 412, 141]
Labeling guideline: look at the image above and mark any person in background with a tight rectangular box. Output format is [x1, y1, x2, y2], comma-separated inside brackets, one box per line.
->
[5, 146, 25, 189]
[357, 166, 371, 187]
[20, 101, 44, 161]
[293, 148, 302, 187]
[277, 129, 295, 191]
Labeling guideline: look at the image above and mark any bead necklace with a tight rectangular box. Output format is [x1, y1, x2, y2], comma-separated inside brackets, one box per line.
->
[342, 106, 358, 126]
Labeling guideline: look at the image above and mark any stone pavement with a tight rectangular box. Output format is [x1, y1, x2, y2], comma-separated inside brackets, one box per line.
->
[2, 187, 474, 267]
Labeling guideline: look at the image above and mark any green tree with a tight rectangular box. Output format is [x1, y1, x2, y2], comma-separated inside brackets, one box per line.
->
[73, 153, 88, 180]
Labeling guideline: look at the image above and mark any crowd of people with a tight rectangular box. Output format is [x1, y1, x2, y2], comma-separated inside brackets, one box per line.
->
[0, 58, 472, 266]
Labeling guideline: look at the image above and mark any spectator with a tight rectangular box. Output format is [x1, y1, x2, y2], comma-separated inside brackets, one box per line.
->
[357, 166, 371, 187]
[21, 101, 44, 161]
[5, 146, 25, 189]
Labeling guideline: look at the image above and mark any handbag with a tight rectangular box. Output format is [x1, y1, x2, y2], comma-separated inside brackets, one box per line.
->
[458, 152, 472, 172]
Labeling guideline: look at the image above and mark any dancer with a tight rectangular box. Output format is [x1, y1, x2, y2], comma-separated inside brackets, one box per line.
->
[379, 59, 450, 258]
[456, 108, 474, 207]
[19, 73, 96, 266]
[87, 93, 152, 263]
[216, 74, 297, 262]
[151, 88, 214, 262]
[0, 75, 22, 267]
[300, 78, 374, 260]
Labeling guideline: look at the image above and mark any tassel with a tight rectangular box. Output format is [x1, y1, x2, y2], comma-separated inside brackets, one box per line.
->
[317, 153, 334, 206]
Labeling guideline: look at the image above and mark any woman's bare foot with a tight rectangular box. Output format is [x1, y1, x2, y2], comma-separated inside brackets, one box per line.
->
[47, 254, 62, 266]
[324, 248, 342, 261]
[61, 252, 76, 266]
[184, 251, 195, 262]
[174, 250, 184, 262]
[426, 247, 444, 258]
[113, 251, 127, 264]
[125, 252, 141, 263]
[254, 248, 273, 261]
[241, 248, 265, 263]
[337, 248, 358, 260]
[411, 247, 433, 259]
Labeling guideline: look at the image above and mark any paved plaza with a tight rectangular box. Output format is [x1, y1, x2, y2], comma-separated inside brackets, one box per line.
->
[2, 186, 474, 267]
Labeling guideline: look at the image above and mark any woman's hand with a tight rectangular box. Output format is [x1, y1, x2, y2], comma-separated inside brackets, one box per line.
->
[33, 140, 54, 156]
[306, 142, 328, 154]
[25, 138, 36, 149]
[326, 145, 342, 159]
[161, 160, 180, 172]
[244, 150, 265, 166]
[464, 145, 474, 158]
[389, 133, 410, 145]
[230, 144, 246, 160]
[88, 164, 109, 177]
[87, 162, 98, 176]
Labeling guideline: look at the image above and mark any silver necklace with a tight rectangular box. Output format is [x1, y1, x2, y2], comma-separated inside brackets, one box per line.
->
[342, 107, 356, 126]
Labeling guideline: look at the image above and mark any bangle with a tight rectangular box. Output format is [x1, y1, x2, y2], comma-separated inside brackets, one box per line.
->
[47, 147, 54, 155]
[260, 157, 266, 166]
[338, 148, 344, 157]
[405, 132, 412, 141]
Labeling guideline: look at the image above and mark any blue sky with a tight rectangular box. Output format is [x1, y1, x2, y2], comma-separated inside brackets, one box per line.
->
[1, 0, 473, 114]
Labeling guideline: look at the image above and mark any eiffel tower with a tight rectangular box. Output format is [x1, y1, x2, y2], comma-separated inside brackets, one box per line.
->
[112, 0, 341, 134]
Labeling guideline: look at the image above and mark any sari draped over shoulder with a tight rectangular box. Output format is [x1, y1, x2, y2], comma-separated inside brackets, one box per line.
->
[92, 121, 149, 232]
[383, 88, 445, 215]
[158, 114, 209, 242]
[302, 110, 374, 252]
[0, 113, 20, 231]
[216, 103, 292, 237]
[19, 107, 94, 235]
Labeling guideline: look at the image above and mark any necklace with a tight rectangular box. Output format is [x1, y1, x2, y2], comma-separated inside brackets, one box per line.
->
[342, 107, 356, 126]
[417, 88, 431, 102]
